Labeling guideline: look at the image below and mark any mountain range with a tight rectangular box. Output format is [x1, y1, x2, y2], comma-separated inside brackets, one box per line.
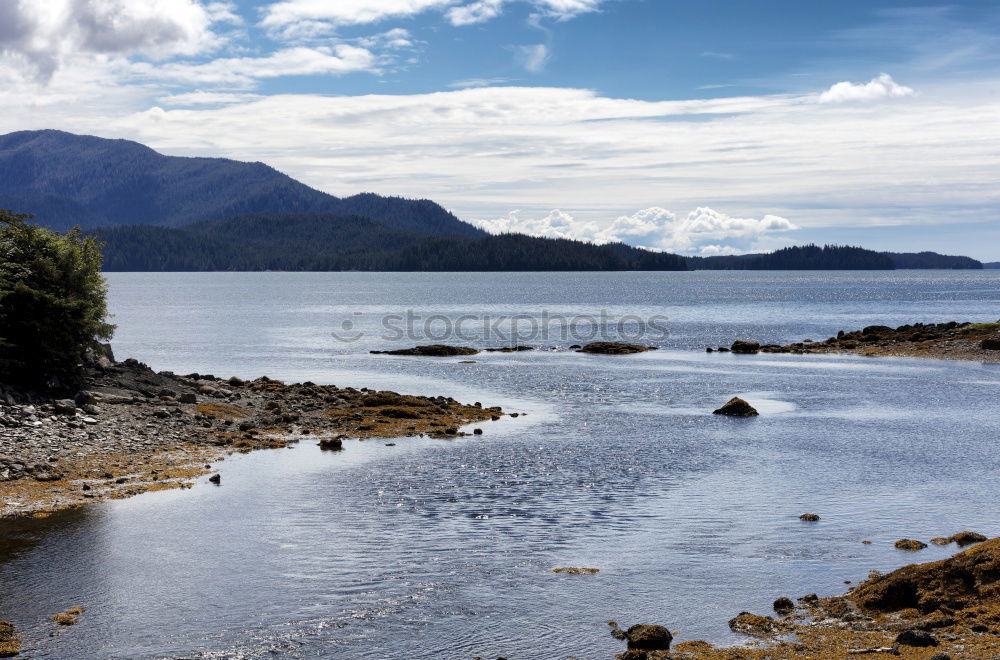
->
[0, 130, 986, 272]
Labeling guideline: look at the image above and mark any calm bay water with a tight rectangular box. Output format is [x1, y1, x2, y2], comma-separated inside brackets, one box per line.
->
[2, 270, 1000, 659]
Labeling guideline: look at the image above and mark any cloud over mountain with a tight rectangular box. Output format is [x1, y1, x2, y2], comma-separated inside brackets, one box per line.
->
[471, 206, 799, 255]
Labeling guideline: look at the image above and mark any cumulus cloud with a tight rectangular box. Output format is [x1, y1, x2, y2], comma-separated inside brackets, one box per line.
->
[0, 0, 229, 80]
[471, 209, 598, 240]
[598, 207, 797, 253]
[472, 206, 798, 254]
[819, 73, 915, 103]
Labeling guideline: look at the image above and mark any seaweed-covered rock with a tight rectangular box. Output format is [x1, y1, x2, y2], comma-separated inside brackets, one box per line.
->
[773, 597, 795, 614]
[552, 567, 599, 574]
[0, 621, 19, 657]
[730, 340, 760, 354]
[728, 612, 787, 637]
[624, 624, 672, 651]
[852, 537, 1000, 614]
[896, 629, 938, 647]
[895, 539, 928, 551]
[577, 342, 656, 355]
[712, 397, 759, 417]
[372, 345, 479, 357]
[799, 513, 820, 521]
[950, 531, 988, 547]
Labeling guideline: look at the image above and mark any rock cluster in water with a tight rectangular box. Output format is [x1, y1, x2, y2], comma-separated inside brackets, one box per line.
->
[707, 320, 1000, 361]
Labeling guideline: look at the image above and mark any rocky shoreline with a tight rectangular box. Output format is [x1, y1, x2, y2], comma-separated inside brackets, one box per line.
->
[708, 321, 1000, 362]
[613, 535, 1000, 659]
[0, 353, 502, 520]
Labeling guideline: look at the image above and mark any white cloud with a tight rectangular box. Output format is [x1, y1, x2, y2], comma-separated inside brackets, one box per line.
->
[448, 77, 512, 88]
[473, 206, 798, 254]
[818, 73, 915, 103]
[533, 0, 602, 20]
[516, 44, 549, 73]
[0, 79, 997, 243]
[261, 0, 456, 29]
[157, 90, 262, 106]
[600, 207, 798, 254]
[0, 0, 227, 80]
[447, 0, 505, 25]
[471, 209, 598, 240]
[129, 45, 378, 86]
[261, 0, 604, 30]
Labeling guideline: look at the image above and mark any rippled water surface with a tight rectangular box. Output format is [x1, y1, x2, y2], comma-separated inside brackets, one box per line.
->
[2, 271, 1000, 659]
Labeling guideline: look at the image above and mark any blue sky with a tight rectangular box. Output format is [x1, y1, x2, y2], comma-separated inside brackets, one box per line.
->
[1, 0, 999, 258]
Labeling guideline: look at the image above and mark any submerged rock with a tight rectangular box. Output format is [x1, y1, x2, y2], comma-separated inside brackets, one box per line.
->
[799, 513, 820, 522]
[712, 397, 759, 417]
[576, 342, 656, 355]
[208, 473, 221, 484]
[50, 606, 84, 626]
[371, 345, 479, 357]
[552, 567, 599, 575]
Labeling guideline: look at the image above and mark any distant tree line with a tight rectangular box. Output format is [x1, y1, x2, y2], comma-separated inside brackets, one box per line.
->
[93, 213, 689, 272]
[687, 244, 897, 270]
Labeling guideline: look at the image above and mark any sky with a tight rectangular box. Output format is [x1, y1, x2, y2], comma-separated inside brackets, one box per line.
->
[1, 0, 999, 259]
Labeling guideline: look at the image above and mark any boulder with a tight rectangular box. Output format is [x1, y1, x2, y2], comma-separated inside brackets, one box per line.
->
[74, 391, 98, 407]
[980, 336, 1000, 350]
[862, 325, 894, 336]
[799, 513, 820, 522]
[53, 399, 77, 415]
[896, 629, 938, 647]
[712, 397, 759, 417]
[576, 342, 656, 354]
[319, 436, 344, 450]
[178, 392, 197, 404]
[730, 340, 760, 354]
[208, 474, 221, 485]
[773, 597, 795, 614]
[624, 624, 672, 651]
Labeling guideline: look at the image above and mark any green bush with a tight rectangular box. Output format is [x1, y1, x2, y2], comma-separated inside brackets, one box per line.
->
[0, 210, 114, 391]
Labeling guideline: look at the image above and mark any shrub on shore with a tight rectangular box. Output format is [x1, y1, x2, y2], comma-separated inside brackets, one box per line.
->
[0, 210, 114, 391]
